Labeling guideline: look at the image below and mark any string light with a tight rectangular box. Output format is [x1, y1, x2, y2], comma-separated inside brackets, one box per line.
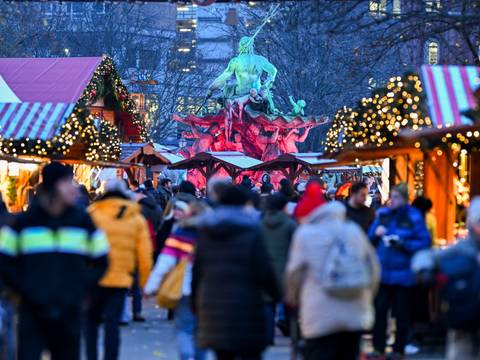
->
[0, 57, 145, 161]
[325, 72, 431, 153]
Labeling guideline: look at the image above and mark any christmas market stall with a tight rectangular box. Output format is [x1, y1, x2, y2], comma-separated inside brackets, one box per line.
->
[248, 152, 332, 183]
[400, 65, 480, 242]
[120, 142, 184, 184]
[324, 67, 480, 243]
[0, 56, 147, 210]
[168, 151, 262, 184]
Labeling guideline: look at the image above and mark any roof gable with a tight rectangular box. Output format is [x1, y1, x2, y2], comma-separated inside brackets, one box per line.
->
[0, 57, 103, 103]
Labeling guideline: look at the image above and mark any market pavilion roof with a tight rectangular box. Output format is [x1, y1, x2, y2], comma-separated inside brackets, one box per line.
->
[0, 57, 146, 161]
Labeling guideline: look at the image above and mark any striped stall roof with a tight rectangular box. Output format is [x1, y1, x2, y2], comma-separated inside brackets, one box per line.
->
[0, 102, 75, 140]
[421, 65, 480, 127]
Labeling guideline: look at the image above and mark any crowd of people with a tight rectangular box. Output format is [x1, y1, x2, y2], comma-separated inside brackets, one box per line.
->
[0, 162, 479, 360]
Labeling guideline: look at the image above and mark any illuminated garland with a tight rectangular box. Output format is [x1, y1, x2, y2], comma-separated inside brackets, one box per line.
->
[1, 108, 121, 162]
[1, 106, 89, 158]
[0, 56, 143, 161]
[324, 107, 357, 152]
[325, 72, 431, 153]
[96, 117, 122, 161]
[78, 56, 148, 141]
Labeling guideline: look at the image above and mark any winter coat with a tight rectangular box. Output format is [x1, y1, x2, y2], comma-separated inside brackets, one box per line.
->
[157, 186, 172, 210]
[368, 205, 431, 286]
[261, 211, 297, 295]
[88, 195, 153, 289]
[192, 206, 280, 352]
[345, 202, 375, 234]
[0, 202, 108, 316]
[286, 202, 380, 339]
[144, 219, 199, 297]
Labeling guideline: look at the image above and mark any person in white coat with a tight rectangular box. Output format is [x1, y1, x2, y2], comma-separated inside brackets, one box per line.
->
[286, 201, 380, 360]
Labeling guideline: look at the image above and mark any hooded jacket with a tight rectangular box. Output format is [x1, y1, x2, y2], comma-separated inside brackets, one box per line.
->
[88, 195, 153, 289]
[368, 205, 431, 286]
[261, 210, 297, 294]
[286, 202, 380, 339]
[192, 206, 280, 352]
[0, 202, 108, 317]
[144, 217, 200, 297]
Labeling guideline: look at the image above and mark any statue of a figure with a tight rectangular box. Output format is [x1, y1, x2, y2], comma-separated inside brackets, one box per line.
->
[182, 123, 220, 155]
[289, 95, 306, 116]
[207, 36, 277, 112]
[279, 125, 313, 153]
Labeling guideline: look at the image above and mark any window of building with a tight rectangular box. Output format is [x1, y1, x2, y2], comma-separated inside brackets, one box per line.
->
[426, 0, 441, 12]
[425, 40, 439, 64]
[392, 0, 402, 15]
[369, 0, 387, 16]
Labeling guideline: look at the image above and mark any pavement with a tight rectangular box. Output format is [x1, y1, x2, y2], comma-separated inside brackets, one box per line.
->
[116, 300, 445, 360]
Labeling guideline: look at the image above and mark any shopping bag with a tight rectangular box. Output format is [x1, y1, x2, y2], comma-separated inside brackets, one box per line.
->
[156, 259, 188, 309]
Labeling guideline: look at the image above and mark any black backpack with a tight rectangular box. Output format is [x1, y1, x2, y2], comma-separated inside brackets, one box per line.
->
[438, 252, 480, 330]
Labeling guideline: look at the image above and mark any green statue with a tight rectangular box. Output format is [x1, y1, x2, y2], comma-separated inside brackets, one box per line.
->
[289, 95, 306, 116]
[207, 36, 277, 102]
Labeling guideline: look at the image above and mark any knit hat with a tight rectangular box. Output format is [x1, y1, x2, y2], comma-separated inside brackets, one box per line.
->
[392, 182, 409, 200]
[104, 179, 133, 199]
[267, 193, 288, 212]
[42, 162, 73, 192]
[293, 182, 326, 219]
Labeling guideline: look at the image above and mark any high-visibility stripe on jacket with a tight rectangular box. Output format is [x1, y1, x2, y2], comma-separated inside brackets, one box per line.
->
[0, 201, 109, 314]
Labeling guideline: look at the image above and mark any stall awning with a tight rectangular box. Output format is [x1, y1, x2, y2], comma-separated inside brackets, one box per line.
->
[0, 102, 75, 140]
[204, 152, 262, 169]
[169, 151, 262, 171]
[421, 65, 480, 127]
[121, 142, 183, 165]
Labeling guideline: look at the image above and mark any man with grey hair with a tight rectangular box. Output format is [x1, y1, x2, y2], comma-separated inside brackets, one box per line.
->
[412, 196, 480, 360]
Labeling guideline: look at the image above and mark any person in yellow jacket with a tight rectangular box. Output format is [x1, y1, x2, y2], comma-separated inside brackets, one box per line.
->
[85, 179, 153, 360]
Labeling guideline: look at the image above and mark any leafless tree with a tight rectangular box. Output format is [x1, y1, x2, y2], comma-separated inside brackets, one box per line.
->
[0, 2, 217, 142]
[316, 0, 480, 66]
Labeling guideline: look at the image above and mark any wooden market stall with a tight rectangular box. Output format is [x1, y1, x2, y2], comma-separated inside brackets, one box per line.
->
[0, 56, 147, 210]
[323, 66, 480, 243]
[248, 152, 332, 183]
[121, 142, 183, 184]
[168, 151, 262, 182]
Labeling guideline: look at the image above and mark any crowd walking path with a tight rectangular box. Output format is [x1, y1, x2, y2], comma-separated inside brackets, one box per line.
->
[116, 300, 444, 360]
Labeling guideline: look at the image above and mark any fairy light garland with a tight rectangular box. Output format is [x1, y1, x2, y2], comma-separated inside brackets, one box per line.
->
[78, 57, 148, 141]
[0, 56, 144, 161]
[325, 72, 431, 153]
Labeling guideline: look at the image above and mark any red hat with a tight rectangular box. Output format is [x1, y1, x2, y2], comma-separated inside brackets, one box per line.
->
[293, 182, 326, 219]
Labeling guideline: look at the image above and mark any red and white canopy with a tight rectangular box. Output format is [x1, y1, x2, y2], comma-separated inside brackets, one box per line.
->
[421, 65, 480, 127]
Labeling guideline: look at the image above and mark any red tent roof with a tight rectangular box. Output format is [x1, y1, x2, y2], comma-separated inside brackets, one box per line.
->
[0, 57, 102, 103]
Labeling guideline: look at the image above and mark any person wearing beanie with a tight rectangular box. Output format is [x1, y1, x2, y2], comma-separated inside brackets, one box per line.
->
[412, 196, 480, 360]
[293, 182, 327, 222]
[0, 162, 109, 360]
[86, 179, 152, 360]
[367, 183, 430, 360]
[178, 180, 197, 197]
[261, 193, 297, 342]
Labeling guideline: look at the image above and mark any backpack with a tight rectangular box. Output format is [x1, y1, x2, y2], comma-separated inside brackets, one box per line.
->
[438, 253, 480, 330]
[323, 235, 372, 298]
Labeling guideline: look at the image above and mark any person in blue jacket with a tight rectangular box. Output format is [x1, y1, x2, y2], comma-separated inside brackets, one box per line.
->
[367, 183, 431, 360]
